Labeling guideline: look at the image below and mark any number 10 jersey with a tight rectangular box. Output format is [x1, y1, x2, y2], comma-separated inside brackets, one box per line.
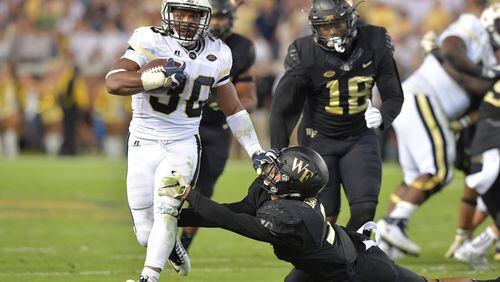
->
[122, 26, 232, 140]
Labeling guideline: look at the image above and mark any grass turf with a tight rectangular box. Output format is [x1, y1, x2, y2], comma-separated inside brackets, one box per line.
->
[0, 156, 498, 281]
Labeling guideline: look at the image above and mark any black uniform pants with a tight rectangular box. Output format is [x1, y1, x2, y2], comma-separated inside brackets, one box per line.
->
[197, 125, 232, 198]
[298, 127, 381, 222]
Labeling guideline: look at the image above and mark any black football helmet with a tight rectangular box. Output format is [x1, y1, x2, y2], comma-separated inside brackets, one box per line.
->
[309, 0, 359, 53]
[260, 146, 329, 199]
[210, 0, 236, 39]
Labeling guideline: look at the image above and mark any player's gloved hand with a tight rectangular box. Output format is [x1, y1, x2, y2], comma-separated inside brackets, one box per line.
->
[364, 100, 382, 129]
[162, 58, 187, 90]
[477, 64, 500, 80]
[141, 58, 187, 91]
[158, 171, 191, 200]
[252, 148, 280, 175]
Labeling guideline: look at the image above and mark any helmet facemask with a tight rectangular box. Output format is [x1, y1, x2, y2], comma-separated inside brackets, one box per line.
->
[162, 1, 212, 47]
[311, 12, 358, 53]
[210, 0, 235, 39]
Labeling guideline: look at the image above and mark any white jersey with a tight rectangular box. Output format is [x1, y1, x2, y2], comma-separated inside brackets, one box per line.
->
[403, 14, 497, 120]
[122, 26, 232, 140]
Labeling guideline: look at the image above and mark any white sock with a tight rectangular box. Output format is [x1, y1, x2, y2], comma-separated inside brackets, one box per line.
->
[44, 133, 62, 155]
[3, 129, 19, 158]
[470, 226, 497, 254]
[103, 135, 124, 158]
[144, 203, 179, 270]
[140, 267, 160, 282]
[389, 201, 418, 219]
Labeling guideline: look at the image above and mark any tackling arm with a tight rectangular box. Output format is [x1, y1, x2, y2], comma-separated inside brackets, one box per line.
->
[441, 37, 481, 77]
[185, 190, 278, 243]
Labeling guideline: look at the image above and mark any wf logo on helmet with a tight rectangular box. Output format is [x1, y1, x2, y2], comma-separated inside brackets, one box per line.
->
[292, 158, 315, 183]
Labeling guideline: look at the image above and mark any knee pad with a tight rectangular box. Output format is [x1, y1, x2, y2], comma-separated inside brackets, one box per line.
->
[347, 202, 377, 231]
[465, 149, 500, 195]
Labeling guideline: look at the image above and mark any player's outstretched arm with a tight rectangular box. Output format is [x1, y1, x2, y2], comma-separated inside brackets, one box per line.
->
[234, 68, 258, 112]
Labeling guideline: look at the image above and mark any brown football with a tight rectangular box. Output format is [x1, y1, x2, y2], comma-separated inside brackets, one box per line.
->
[138, 58, 182, 73]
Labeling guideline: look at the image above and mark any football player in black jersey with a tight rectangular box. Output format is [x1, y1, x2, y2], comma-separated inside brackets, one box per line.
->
[453, 80, 500, 268]
[269, 0, 404, 232]
[179, 0, 257, 251]
[172, 146, 495, 282]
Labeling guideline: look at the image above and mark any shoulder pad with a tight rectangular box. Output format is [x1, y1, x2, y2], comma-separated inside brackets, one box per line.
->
[358, 25, 394, 55]
[256, 200, 302, 234]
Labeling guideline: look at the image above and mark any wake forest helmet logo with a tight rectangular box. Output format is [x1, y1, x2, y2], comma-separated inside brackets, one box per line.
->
[292, 157, 315, 183]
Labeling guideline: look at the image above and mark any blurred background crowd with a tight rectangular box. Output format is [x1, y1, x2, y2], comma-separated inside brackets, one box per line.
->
[0, 0, 485, 159]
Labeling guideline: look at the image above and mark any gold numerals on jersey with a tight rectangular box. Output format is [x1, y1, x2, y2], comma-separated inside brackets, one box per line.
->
[325, 76, 374, 115]
[484, 81, 500, 108]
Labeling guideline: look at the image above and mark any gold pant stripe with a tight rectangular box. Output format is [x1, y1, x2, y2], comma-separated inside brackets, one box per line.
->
[390, 193, 402, 204]
[414, 95, 448, 190]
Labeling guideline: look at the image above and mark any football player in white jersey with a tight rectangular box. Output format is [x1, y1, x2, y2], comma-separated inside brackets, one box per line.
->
[377, 2, 499, 257]
[105, 1, 277, 281]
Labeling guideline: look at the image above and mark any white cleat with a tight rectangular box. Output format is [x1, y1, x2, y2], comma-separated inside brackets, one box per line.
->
[378, 219, 420, 256]
[454, 241, 489, 270]
[168, 237, 191, 276]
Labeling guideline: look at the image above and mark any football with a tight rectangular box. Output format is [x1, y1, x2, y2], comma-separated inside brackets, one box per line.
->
[138, 58, 182, 73]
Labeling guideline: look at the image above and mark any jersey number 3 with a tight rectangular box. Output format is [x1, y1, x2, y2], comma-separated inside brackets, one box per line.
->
[149, 76, 215, 117]
[325, 76, 374, 115]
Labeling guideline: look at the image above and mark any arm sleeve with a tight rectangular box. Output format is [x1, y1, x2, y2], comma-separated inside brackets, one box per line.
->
[185, 190, 278, 243]
[374, 30, 404, 130]
[269, 42, 308, 149]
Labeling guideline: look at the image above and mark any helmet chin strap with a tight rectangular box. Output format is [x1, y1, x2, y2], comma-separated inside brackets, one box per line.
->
[326, 37, 346, 53]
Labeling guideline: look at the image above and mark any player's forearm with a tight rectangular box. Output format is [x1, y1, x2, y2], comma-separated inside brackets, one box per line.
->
[442, 61, 493, 96]
[105, 71, 145, 96]
[178, 208, 219, 228]
[186, 190, 275, 243]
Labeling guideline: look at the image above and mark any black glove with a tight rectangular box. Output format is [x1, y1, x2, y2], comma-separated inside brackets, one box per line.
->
[251, 148, 280, 174]
[163, 58, 187, 90]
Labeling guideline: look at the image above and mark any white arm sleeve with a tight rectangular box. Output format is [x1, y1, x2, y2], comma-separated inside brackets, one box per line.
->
[226, 110, 262, 158]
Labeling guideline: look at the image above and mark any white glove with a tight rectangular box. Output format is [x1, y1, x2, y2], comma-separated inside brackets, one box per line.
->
[364, 100, 382, 129]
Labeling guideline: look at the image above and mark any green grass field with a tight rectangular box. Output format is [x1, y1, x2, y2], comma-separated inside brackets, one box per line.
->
[0, 156, 498, 281]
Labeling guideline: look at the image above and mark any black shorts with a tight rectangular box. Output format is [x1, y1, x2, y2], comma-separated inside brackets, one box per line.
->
[197, 125, 232, 198]
[298, 126, 381, 217]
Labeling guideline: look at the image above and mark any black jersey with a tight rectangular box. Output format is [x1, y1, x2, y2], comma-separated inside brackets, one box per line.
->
[201, 33, 255, 127]
[180, 180, 360, 281]
[471, 81, 500, 155]
[270, 25, 403, 146]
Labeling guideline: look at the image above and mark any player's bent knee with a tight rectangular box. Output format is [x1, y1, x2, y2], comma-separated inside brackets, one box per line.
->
[136, 230, 150, 247]
[410, 174, 447, 197]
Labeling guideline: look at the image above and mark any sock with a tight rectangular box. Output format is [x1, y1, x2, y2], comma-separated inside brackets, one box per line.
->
[144, 198, 180, 270]
[181, 232, 195, 250]
[44, 133, 62, 155]
[140, 267, 160, 282]
[388, 201, 417, 220]
[3, 129, 19, 157]
[470, 226, 497, 255]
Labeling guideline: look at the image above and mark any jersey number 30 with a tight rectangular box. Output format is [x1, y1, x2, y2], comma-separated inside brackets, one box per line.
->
[325, 76, 374, 115]
[149, 76, 215, 117]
